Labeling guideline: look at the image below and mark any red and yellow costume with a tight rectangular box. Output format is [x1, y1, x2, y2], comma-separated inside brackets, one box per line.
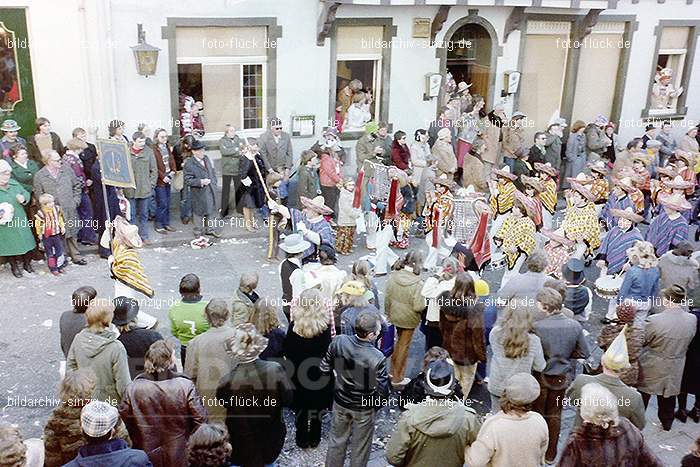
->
[489, 180, 516, 218]
[588, 178, 610, 204]
[494, 215, 536, 270]
[540, 178, 558, 215]
[425, 190, 454, 248]
[562, 201, 600, 255]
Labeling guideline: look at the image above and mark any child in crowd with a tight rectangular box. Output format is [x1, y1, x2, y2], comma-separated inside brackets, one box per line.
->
[336, 179, 362, 255]
[34, 193, 66, 275]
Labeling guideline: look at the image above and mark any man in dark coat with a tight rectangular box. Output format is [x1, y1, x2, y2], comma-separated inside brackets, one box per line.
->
[113, 297, 163, 379]
[60, 286, 96, 358]
[183, 140, 220, 237]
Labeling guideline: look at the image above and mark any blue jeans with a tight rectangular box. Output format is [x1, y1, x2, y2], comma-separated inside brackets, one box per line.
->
[503, 157, 515, 171]
[148, 188, 157, 219]
[154, 185, 172, 228]
[180, 185, 192, 221]
[128, 197, 150, 240]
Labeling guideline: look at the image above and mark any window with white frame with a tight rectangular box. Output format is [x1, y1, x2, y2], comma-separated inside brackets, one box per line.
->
[335, 26, 384, 133]
[649, 27, 690, 116]
[176, 26, 268, 138]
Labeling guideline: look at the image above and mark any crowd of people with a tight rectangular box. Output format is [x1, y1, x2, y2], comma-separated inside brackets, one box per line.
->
[2, 73, 700, 467]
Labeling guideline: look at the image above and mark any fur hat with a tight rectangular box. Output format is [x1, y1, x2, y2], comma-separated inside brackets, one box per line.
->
[224, 323, 269, 362]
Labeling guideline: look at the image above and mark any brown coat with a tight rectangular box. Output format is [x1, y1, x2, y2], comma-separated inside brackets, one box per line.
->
[385, 269, 425, 329]
[438, 293, 486, 366]
[118, 370, 208, 467]
[152, 143, 177, 186]
[462, 153, 487, 192]
[597, 322, 645, 387]
[637, 307, 697, 397]
[501, 125, 524, 159]
[432, 139, 457, 176]
[558, 417, 663, 467]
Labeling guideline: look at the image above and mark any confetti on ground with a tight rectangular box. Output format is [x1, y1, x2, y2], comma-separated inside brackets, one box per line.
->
[170, 266, 179, 270]
[41, 320, 52, 328]
[659, 445, 675, 451]
[45, 291, 56, 297]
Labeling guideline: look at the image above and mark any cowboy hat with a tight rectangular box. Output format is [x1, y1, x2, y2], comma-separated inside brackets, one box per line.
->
[492, 165, 517, 181]
[0, 202, 14, 225]
[612, 176, 637, 193]
[658, 191, 692, 211]
[224, 323, 269, 362]
[521, 175, 545, 193]
[569, 180, 596, 202]
[514, 190, 538, 219]
[457, 81, 472, 93]
[587, 160, 609, 176]
[609, 206, 643, 224]
[113, 216, 142, 248]
[301, 195, 334, 215]
[533, 162, 559, 177]
[431, 173, 457, 190]
[1, 119, 20, 132]
[279, 233, 311, 254]
[665, 175, 695, 190]
[541, 229, 574, 247]
[656, 166, 677, 178]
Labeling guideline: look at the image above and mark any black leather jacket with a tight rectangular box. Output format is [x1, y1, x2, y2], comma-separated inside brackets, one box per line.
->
[320, 334, 390, 410]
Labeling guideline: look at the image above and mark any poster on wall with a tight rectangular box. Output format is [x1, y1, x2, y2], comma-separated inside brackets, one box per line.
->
[0, 9, 36, 138]
[97, 139, 136, 188]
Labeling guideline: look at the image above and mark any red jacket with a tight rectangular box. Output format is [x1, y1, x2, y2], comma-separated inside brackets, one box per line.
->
[319, 153, 342, 187]
[391, 141, 410, 170]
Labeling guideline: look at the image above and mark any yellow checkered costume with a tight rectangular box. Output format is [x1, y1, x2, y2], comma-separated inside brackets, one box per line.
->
[540, 178, 558, 214]
[589, 178, 610, 204]
[562, 202, 600, 255]
[494, 215, 536, 269]
[489, 180, 516, 218]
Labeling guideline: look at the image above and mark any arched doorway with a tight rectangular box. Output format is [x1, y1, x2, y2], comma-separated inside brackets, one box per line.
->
[446, 23, 492, 105]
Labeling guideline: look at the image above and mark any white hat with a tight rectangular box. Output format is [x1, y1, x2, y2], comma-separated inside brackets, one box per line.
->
[279, 233, 311, 254]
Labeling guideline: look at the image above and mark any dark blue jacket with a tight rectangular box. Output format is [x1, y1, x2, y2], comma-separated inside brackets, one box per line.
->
[64, 438, 152, 467]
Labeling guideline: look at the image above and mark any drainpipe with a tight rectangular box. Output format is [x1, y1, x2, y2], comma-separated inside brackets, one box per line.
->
[77, 0, 96, 140]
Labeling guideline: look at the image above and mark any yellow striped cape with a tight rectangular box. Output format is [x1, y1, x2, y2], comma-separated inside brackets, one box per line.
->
[111, 241, 154, 298]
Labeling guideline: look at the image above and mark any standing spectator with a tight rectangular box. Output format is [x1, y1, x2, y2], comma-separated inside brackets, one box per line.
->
[33, 150, 86, 265]
[428, 106, 456, 149]
[387, 360, 481, 467]
[558, 383, 663, 467]
[528, 131, 547, 165]
[0, 119, 26, 161]
[501, 112, 527, 170]
[319, 150, 342, 216]
[34, 193, 66, 275]
[409, 129, 430, 190]
[584, 115, 612, 165]
[355, 122, 383, 167]
[420, 256, 459, 350]
[108, 119, 129, 143]
[258, 117, 294, 176]
[657, 120, 677, 166]
[217, 323, 293, 467]
[43, 369, 132, 467]
[91, 149, 120, 258]
[544, 119, 564, 172]
[60, 286, 97, 358]
[338, 281, 383, 337]
[487, 307, 545, 412]
[230, 271, 260, 326]
[432, 127, 457, 178]
[174, 135, 194, 224]
[642, 123, 657, 149]
[283, 290, 334, 448]
[119, 340, 207, 467]
[26, 117, 64, 165]
[603, 122, 619, 164]
[496, 249, 549, 307]
[532, 287, 590, 463]
[596, 302, 645, 387]
[66, 303, 131, 403]
[123, 132, 157, 243]
[0, 159, 36, 278]
[64, 401, 151, 467]
[306, 244, 348, 304]
[73, 128, 98, 188]
[337, 79, 363, 122]
[168, 274, 210, 366]
[567, 330, 646, 430]
[616, 240, 660, 318]
[658, 241, 699, 291]
[279, 233, 308, 319]
[186, 424, 232, 467]
[391, 130, 411, 170]
[112, 297, 163, 379]
[375, 122, 393, 165]
[385, 250, 426, 387]
[247, 298, 286, 361]
[152, 128, 176, 234]
[677, 297, 700, 424]
[322, 311, 390, 467]
[185, 299, 236, 424]
[638, 284, 697, 431]
[184, 139, 220, 238]
[63, 137, 96, 245]
[439, 272, 486, 398]
[564, 120, 587, 182]
[236, 139, 267, 232]
[399, 347, 464, 407]
[9, 145, 38, 198]
[292, 150, 320, 209]
[219, 124, 243, 217]
[466, 373, 548, 467]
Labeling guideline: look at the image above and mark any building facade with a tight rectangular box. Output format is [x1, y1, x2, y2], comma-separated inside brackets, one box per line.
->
[0, 0, 698, 155]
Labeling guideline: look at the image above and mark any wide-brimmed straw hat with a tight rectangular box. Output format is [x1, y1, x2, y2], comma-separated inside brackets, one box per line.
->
[514, 190, 538, 219]
[533, 162, 559, 177]
[521, 175, 545, 192]
[492, 165, 517, 181]
[658, 191, 692, 211]
[301, 195, 334, 215]
[612, 176, 637, 193]
[279, 233, 311, 254]
[431, 173, 457, 190]
[588, 160, 609, 176]
[542, 229, 574, 247]
[457, 81, 472, 93]
[666, 175, 695, 190]
[676, 150, 695, 166]
[609, 206, 643, 224]
[569, 180, 596, 202]
[565, 172, 591, 185]
[656, 166, 677, 179]
[113, 216, 142, 248]
[224, 323, 269, 362]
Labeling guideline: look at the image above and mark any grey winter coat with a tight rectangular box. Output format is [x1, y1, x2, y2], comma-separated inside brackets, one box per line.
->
[66, 328, 131, 403]
[183, 155, 218, 217]
[658, 252, 700, 292]
[544, 132, 562, 171]
[123, 146, 157, 199]
[33, 165, 82, 238]
[638, 307, 697, 397]
[584, 124, 610, 159]
[565, 133, 587, 180]
[219, 135, 243, 176]
[258, 130, 294, 171]
[656, 132, 677, 160]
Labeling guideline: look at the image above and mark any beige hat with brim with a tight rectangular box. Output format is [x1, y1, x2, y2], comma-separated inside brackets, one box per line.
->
[225, 323, 269, 362]
[610, 207, 643, 223]
[301, 195, 334, 215]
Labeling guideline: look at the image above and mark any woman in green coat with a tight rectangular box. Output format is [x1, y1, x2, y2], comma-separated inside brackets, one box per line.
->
[9, 145, 39, 194]
[0, 159, 36, 277]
